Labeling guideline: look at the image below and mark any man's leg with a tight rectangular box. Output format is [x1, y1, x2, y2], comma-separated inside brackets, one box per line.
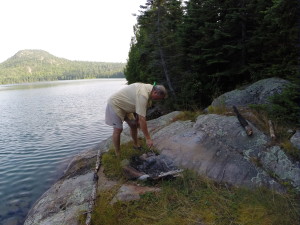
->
[112, 127, 123, 157]
[125, 118, 139, 148]
[105, 103, 124, 157]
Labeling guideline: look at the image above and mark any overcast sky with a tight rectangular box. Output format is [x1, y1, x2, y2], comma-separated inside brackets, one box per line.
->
[0, 0, 145, 63]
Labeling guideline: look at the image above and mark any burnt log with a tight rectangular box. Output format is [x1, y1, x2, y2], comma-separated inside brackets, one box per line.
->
[233, 106, 253, 136]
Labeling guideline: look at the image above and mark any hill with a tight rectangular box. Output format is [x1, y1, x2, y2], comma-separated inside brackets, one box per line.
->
[0, 50, 125, 84]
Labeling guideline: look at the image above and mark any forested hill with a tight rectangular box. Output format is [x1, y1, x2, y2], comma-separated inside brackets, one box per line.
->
[0, 50, 125, 84]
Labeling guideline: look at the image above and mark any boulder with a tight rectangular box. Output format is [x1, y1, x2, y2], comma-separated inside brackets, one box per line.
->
[211, 78, 290, 108]
[24, 172, 94, 225]
[24, 139, 113, 225]
[259, 146, 300, 189]
[152, 113, 300, 192]
[291, 130, 300, 151]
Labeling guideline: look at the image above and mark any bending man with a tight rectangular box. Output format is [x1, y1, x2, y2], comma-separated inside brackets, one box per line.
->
[105, 83, 167, 157]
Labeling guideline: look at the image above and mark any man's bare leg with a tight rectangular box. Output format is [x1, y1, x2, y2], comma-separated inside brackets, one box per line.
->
[125, 119, 139, 148]
[112, 127, 123, 157]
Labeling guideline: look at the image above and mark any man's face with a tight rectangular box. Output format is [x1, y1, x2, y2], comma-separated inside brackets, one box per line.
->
[151, 91, 165, 100]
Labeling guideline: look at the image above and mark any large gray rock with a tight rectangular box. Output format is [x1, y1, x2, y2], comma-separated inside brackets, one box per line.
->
[259, 146, 300, 189]
[24, 173, 94, 225]
[211, 78, 290, 108]
[24, 139, 112, 225]
[291, 130, 300, 151]
[153, 114, 299, 192]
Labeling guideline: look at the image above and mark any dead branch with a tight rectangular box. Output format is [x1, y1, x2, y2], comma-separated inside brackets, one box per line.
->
[268, 120, 276, 139]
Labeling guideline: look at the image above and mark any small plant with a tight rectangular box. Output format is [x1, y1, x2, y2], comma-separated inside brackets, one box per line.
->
[172, 110, 202, 122]
[207, 104, 228, 115]
[281, 140, 300, 161]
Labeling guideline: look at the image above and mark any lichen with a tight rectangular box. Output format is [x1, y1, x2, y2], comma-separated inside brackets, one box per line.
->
[260, 146, 300, 189]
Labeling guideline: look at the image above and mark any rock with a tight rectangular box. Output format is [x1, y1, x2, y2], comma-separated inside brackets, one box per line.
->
[259, 146, 300, 190]
[291, 130, 300, 151]
[24, 173, 94, 225]
[211, 78, 290, 108]
[110, 184, 160, 204]
[152, 114, 297, 192]
[97, 167, 118, 191]
[24, 140, 113, 225]
[146, 111, 182, 134]
[1, 217, 20, 225]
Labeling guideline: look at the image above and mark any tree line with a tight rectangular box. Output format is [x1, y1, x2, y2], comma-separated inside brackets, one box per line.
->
[0, 50, 125, 84]
[124, 0, 299, 123]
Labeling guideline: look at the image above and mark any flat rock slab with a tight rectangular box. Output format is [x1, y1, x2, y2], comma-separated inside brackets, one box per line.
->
[152, 114, 300, 191]
[24, 172, 94, 225]
[110, 184, 161, 204]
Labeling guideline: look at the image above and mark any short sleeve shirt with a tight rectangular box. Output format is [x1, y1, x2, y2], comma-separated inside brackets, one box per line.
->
[108, 83, 153, 121]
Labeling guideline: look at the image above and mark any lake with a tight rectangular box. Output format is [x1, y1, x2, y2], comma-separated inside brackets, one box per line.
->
[0, 79, 127, 225]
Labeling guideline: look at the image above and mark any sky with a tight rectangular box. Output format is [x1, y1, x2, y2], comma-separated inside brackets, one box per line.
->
[0, 0, 145, 63]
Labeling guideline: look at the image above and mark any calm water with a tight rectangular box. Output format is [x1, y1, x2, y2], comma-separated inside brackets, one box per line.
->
[0, 79, 126, 225]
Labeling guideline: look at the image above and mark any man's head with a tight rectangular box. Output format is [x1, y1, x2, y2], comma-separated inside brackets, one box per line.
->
[151, 84, 168, 100]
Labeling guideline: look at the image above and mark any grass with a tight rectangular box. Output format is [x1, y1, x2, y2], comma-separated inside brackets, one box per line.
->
[207, 104, 228, 115]
[172, 110, 203, 122]
[280, 140, 300, 162]
[86, 142, 300, 225]
[101, 141, 157, 180]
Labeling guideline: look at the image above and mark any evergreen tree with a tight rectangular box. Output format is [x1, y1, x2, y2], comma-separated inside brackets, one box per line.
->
[125, 0, 299, 118]
[125, 0, 183, 99]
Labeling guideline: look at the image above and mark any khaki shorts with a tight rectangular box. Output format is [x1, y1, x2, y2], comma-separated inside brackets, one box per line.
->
[105, 104, 123, 129]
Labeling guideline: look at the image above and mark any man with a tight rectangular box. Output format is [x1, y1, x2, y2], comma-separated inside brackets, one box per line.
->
[105, 83, 167, 157]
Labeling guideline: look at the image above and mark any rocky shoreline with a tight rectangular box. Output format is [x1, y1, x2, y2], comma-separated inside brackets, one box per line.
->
[24, 78, 300, 225]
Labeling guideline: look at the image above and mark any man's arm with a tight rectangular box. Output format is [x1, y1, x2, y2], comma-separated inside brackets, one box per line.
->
[138, 115, 153, 148]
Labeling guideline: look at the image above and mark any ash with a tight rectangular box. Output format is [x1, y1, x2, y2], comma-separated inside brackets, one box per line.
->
[130, 153, 179, 177]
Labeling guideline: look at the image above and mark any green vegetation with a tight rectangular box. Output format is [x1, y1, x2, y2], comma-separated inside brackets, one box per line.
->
[280, 140, 300, 162]
[207, 105, 228, 115]
[86, 143, 300, 225]
[172, 110, 202, 122]
[0, 49, 125, 84]
[125, 0, 299, 124]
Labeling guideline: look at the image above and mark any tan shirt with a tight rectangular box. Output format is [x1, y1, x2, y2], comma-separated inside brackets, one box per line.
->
[108, 83, 153, 121]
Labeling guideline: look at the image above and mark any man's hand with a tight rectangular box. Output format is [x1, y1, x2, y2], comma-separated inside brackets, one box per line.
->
[146, 138, 153, 148]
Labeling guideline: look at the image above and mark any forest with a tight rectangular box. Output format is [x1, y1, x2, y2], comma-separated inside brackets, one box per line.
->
[124, 0, 299, 124]
[0, 50, 125, 85]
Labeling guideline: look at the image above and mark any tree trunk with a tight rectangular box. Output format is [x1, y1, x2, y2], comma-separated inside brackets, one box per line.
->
[156, 2, 176, 97]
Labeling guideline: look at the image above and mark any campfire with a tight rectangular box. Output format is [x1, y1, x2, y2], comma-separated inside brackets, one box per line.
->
[122, 152, 183, 181]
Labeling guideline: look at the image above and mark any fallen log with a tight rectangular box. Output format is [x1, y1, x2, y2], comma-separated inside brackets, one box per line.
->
[233, 106, 253, 136]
